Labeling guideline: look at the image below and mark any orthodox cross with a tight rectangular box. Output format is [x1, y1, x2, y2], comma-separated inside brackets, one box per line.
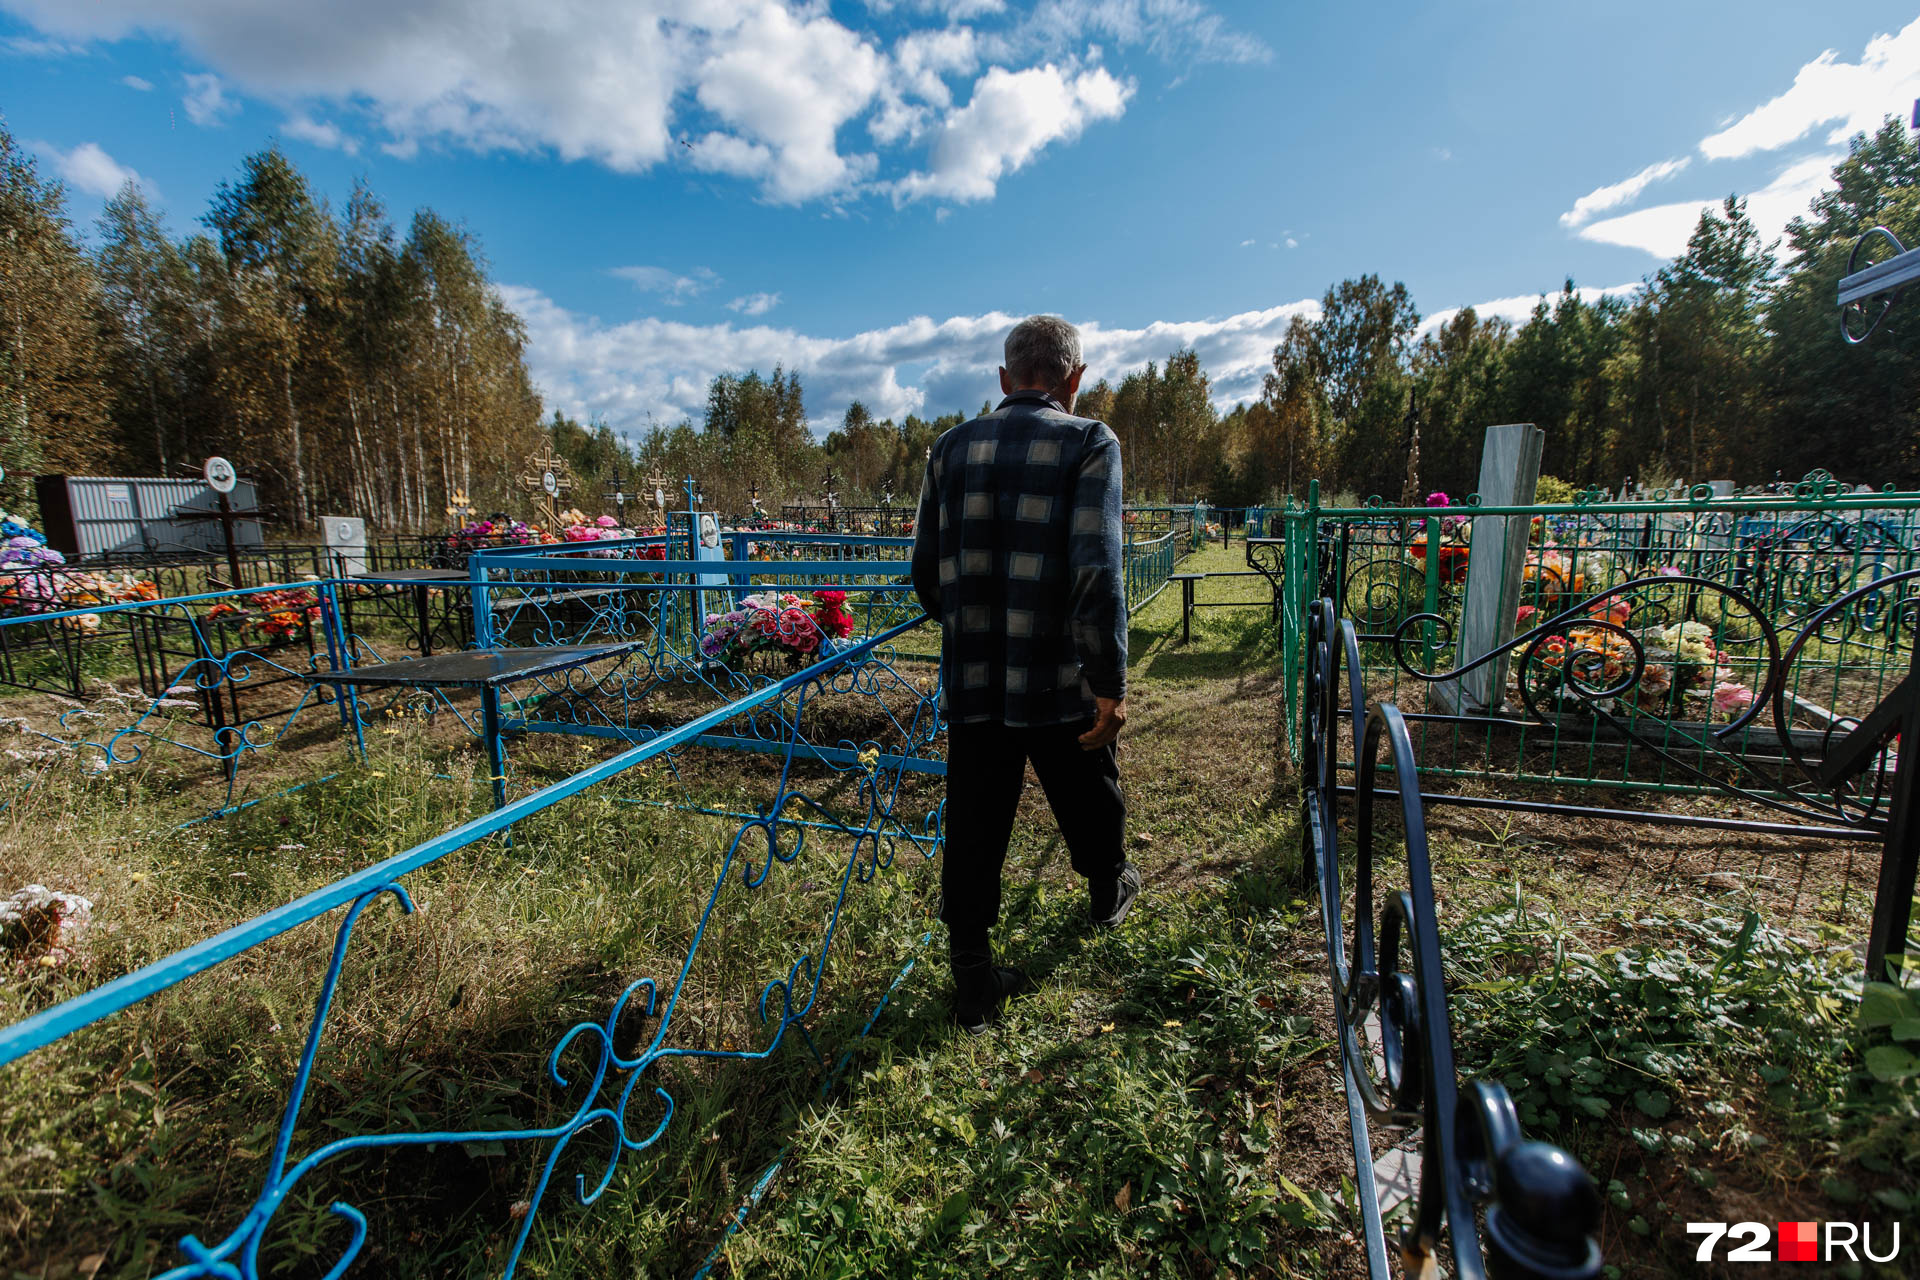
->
[170, 455, 268, 587]
[747, 480, 763, 515]
[684, 474, 704, 511]
[518, 445, 574, 527]
[819, 468, 841, 532]
[647, 466, 670, 518]
[446, 487, 476, 526]
[602, 464, 630, 522]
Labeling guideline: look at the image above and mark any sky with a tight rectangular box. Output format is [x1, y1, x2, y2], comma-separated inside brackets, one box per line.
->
[5, 1, 1920, 439]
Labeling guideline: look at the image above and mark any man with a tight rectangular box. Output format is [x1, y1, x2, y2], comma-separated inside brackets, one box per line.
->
[911, 314, 1141, 1035]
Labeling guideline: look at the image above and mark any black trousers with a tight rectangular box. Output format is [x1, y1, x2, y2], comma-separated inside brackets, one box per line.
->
[942, 718, 1126, 955]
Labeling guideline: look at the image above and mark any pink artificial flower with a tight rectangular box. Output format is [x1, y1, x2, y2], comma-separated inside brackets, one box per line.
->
[1712, 682, 1753, 717]
[596, 515, 619, 528]
[1426, 492, 1450, 507]
[1515, 604, 1538, 628]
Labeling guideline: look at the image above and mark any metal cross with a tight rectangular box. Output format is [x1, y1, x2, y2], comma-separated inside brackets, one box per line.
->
[519, 446, 574, 526]
[445, 487, 476, 525]
[602, 465, 629, 520]
[647, 469, 669, 516]
[822, 469, 840, 510]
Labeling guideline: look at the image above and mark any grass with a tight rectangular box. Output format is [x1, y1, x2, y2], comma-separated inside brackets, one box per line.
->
[2, 539, 1914, 1279]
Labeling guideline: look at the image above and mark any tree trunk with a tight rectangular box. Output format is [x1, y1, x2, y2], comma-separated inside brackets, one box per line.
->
[146, 357, 168, 473]
[282, 361, 310, 528]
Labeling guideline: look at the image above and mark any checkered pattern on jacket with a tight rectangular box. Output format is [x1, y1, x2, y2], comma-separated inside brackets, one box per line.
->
[910, 391, 1127, 727]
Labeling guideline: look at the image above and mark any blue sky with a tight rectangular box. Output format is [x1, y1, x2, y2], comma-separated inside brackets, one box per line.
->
[5, 1, 1920, 436]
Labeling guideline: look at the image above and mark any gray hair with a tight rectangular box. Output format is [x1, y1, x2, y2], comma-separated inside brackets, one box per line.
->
[1003, 315, 1082, 388]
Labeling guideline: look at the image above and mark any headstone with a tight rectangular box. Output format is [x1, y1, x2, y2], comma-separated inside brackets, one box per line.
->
[690, 509, 728, 648]
[323, 515, 367, 576]
[1432, 423, 1545, 715]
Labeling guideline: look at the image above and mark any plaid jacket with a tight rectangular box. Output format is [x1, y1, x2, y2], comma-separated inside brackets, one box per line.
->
[911, 391, 1127, 727]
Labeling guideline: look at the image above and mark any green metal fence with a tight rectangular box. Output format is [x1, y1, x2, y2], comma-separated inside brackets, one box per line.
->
[1124, 528, 1181, 610]
[1274, 474, 1920, 809]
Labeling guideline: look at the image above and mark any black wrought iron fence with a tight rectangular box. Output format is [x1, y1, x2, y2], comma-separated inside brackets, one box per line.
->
[1300, 598, 1604, 1280]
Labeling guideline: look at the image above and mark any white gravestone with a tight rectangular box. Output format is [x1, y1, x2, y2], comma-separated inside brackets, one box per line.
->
[323, 515, 367, 576]
[1432, 423, 1545, 715]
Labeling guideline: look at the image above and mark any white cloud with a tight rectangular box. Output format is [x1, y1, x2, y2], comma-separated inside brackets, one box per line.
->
[1418, 283, 1642, 337]
[610, 265, 721, 304]
[119, 73, 153, 90]
[864, 0, 1006, 17]
[1575, 153, 1836, 258]
[1700, 17, 1920, 160]
[996, 0, 1270, 67]
[30, 139, 152, 200]
[181, 71, 238, 126]
[1, 0, 1259, 205]
[1238, 238, 1255, 247]
[870, 26, 979, 146]
[500, 286, 1319, 433]
[690, 3, 884, 202]
[1560, 157, 1690, 228]
[1283, 236, 1298, 249]
[283, 112, 356, 153]
[893, 62, 1132, 203]
[3, 34, 83, 56]
[728, 292, 782, 316]
[1559, 20, 1917, 260]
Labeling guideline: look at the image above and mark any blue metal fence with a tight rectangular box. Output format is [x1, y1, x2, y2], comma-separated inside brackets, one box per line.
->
[0, 604, 945, 1276]
[0, 532, 933, 822]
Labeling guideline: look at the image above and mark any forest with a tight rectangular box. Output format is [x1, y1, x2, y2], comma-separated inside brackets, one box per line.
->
[3, 117, 1918, 533]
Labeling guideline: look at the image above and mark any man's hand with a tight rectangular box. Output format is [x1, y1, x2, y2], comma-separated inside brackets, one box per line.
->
[1079, 696, 1126, 750]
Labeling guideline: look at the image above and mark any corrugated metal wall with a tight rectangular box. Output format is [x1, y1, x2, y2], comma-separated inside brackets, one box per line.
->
[36, 475, 266, 559]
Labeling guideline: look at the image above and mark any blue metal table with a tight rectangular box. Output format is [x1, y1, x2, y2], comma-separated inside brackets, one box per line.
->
[312, 642, 644, 807]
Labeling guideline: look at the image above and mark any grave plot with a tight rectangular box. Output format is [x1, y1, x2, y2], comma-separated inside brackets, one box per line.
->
[0, 534, 950, 1277]
[1279, 462, 1918, 1275]
[1279, 480, 1917, 939]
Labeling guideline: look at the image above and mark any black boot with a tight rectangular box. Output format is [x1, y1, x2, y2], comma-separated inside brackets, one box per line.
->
[1089, 863, 1142, 929]
[951, 948, 1027, 1035]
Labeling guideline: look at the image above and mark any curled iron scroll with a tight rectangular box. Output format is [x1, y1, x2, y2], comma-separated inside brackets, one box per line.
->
[1300, 600, 1603, 1280]
[1841, 226, 1909, 344]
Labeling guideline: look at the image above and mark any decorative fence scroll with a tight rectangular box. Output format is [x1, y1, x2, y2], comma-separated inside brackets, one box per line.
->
[1301, 599, 1603, 1280]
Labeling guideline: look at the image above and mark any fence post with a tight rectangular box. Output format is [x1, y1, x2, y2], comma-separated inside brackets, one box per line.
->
[728, 530, 751, 607]
[1865, 633, 1920, 982]
[1433, 424, 1544, 715]
[317, 581, 366, 756]
[1279, 483, 1320, 761]
[1421, 513, 1441, 667]
[469, 548, 494, 650]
